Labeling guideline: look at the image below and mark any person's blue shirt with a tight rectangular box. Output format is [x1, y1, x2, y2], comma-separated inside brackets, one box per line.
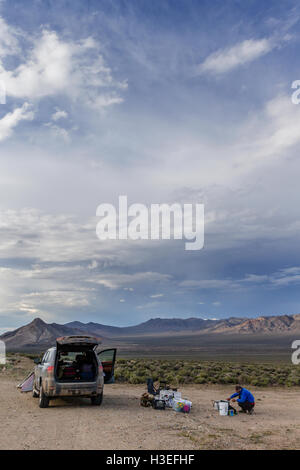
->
[230, 387, 255, 403]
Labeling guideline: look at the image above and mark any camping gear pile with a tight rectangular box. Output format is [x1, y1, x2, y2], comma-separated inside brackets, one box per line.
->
[140, 379, 192, 413]
[212, 400, 237, 416]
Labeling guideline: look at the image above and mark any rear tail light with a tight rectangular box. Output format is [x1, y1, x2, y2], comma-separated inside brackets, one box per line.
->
[98, 364, 103, 374]
[47, 366, 54, 376]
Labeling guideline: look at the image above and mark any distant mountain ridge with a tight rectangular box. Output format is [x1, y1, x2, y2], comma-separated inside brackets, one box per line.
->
[0, 318, 83, 351]
[1, 313, 300, 351]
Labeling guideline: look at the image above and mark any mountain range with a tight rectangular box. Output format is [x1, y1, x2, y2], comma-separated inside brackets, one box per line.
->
[1, 313, 300, 351]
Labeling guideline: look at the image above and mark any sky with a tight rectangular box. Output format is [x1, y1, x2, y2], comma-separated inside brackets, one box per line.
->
[1, 0, 300, 330]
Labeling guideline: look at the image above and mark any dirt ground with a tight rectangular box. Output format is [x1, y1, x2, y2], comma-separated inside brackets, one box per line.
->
[0, 369, 300, 450]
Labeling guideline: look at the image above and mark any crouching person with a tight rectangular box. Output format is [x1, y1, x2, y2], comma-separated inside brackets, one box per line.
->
[227, 384, 255, 415]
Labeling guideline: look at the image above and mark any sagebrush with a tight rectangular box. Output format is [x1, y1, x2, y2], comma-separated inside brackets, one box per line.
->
[114, 359, 300, 387]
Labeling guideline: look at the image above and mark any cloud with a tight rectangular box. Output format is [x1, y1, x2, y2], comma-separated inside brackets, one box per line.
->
[245, 268, 300, 287]
[0, 208, 141, 264]
[44, 122, 70, 142]
[0, 28, 126, 106]
[243, 274, 269, 283]
[22, 290, 91, 307]
[150, 293, 164, 298]
[263, 94, 300, 155]
[269, 267, 300, 287]
[0, 17, 127, 143]
[51, 109, 68, 121]
[180, 279, 239, 289]
[197, 38, 273, 75]
[0, 18, 127, 144]
[0, 207, 176, 323]
[179, 267, 300, 294]
[136, 301, 162, 310]
[1, 29, 76, 99]
[0, 265, 93, 321]
[90, 272, 172, 290]
[88, 260, 98, 270]
[226, 93, 300, 177]
[0, 16, 20, 56]
[0, 102, 34, 141]
[0, 6, 300, 328]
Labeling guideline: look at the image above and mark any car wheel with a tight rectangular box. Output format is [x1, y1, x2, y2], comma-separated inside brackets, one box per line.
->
[91, 392, 103, 406]
[39, 384, 50, 408]
[32, 384, 39, 398]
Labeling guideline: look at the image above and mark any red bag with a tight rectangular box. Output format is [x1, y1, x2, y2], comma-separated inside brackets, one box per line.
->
[63, 366, 76, 378]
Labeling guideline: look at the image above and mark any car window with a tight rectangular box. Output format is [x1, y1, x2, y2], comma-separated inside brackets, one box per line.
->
[41, 353, 47, 364]
[57, 351, 95, 363]
[42, 351, 49, 364]
[98, 349, 116, 363]
[50, 350, 55, 362]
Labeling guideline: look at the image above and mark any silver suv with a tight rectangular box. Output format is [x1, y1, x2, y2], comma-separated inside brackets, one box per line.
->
[33, 335, 117, 408]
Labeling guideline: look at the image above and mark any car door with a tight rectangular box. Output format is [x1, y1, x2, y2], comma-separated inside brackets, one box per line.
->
[36, 351, 49, 389]
[97, 349, 117, 384]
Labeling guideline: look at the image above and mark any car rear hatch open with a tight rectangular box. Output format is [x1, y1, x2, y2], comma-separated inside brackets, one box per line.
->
[56, 335, 101, 350]
[55, 336, 102, 384]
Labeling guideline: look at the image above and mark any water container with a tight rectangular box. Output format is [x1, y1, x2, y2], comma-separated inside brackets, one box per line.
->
[213, 400, 219, 410]
[219, 401, 229, 416]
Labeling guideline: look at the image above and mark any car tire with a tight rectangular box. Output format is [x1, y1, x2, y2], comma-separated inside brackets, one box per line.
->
[91, 392, 103, 406]
[39, 384, 50, 408]
[32, 384, 39, 398]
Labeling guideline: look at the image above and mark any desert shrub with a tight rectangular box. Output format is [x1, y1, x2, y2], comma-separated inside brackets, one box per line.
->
[194, 375, 208, 384]
[112, 359, 300, 387]
[114, 370, 127, 382]
[218, 374, 235, 384]
[257, 377, 271, 386]
[128, 373, 143, 384]
[238, 374, 251, 384]
[135, 367, 147, 377]
[164, 373, 177, 385]
[286, 375, 300, 386]
[250, 378, 260, 386]
[177, 374, 188, 384]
